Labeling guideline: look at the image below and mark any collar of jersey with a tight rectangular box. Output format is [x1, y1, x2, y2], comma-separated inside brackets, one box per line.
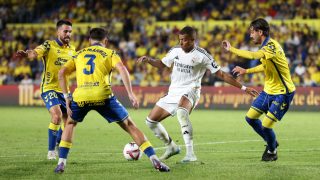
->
[260, 36, 270, 49]
[55, 38, 69, 48]
[91, 43, 103, 47]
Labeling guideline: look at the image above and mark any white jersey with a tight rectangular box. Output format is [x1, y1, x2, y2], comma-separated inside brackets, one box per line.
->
[161, 46, 220, 96]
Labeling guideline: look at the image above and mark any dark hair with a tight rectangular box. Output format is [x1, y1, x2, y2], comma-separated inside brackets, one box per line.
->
[56, 19, 72, 29]
[89, 28, 107, 41]
[250, 18, 270, 37]
[179, 26, 196, 38]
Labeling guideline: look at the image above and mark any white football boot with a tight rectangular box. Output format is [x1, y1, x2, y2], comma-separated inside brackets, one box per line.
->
[159, 144, 181, 161]
[47, 150, 57, 160]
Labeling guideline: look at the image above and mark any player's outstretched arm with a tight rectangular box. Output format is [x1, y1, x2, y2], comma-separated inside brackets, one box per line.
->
[137, 56, 166, 69]
[222, 40, 264, 60]
[215, 69, 259, 97]
[232, 64, 264, 76]
[58, 67, 73, 116]
[16, 49, 38, 59]
[115, 62, 139, 109]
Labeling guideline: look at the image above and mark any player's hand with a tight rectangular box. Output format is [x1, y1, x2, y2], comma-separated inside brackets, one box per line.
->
[16, 50, 28, 57]
[128, 93, 139, 109]
[222, 40, 231, 51]
[245, 87, 260, 97]
[137, 56, 149, 64]
[232, 66, 246, 76]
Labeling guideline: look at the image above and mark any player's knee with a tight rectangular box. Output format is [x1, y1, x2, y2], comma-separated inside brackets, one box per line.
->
[51, 113, 62, 124]
[146, 117, 158, 128]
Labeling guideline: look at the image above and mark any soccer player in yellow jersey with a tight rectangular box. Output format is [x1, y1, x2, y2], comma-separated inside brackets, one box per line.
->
[222, 18, 296, 161]
[55, 28, 170, 173]
[16, 20, 76, 160]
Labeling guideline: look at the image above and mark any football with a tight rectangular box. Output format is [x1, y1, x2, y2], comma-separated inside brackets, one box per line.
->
[123, 142, 142, 160]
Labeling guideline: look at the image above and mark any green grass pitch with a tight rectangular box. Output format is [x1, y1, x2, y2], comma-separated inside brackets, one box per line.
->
[0, 107, 319, 179]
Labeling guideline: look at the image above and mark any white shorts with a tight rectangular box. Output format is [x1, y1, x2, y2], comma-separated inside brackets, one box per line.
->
[156, 89, 200, 115]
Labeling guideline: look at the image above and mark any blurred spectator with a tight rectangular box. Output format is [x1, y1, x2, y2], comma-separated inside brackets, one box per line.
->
[0, 0, 319, 87]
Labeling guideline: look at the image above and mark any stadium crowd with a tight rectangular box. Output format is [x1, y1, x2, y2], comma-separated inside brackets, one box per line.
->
[0, 0, 319, 86]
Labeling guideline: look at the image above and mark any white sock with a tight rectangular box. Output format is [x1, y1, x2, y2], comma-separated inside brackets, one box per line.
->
[146, 117, 171, 145]
[58, 158, 67, 166]
[176, 107, 194, 156]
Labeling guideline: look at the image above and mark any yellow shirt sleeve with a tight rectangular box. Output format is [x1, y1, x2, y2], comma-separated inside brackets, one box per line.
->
[63, 59, 76, 74]
[34, 40, 51, 58]
[111, 50, 121, 67]
[230, 47, 265, 60]
[246, 64, 264, 74]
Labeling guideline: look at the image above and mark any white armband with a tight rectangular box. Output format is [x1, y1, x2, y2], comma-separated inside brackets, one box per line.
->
[63, 93, 69, 99]
[241, 86, 247, 91]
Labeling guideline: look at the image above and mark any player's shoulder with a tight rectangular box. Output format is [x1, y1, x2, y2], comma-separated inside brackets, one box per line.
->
[264, 38, 281, 52]
[168, 45, 181, 53]
[194, 46, 213, 59]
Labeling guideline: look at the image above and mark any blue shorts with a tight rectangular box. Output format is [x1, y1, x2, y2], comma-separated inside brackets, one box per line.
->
[251, 91, 295, 121]
[70, 96, 129, 123]
[41, 90, 67, 113]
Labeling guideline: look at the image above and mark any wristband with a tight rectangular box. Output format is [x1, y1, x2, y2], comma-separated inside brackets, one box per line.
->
[241, 86, 247, 91]
[63, 93, 69, 99]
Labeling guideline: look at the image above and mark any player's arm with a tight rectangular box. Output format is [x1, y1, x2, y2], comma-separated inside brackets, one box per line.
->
[137, 56, 167, 69]
[222, 40, 264, 60]
[16, 40, 50, 59]
[16, 50, 38, 59]
[214, 69, 259, 97]
[115, 61, 139, 109]
[232, 64, 264, 76]
[58, 61, 75, 116]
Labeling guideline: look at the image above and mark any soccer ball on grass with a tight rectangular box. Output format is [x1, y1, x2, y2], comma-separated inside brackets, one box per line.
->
[123, 142, 142, 160]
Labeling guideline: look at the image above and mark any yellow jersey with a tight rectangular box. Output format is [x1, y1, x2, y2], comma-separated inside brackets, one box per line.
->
[63, 44, 121, 102]
[35, 39, 76, 93]
[230, 37, 295, 94]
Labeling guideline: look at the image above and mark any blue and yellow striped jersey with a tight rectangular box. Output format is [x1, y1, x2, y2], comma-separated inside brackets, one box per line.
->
[231, 37, 295, 94]
[35, 39, 76, 93]
[63, 44, 121, 102]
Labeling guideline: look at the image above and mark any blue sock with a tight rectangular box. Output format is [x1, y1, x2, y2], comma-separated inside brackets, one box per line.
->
[59, 147, 70, 158]
[56, 128, 63, 145]
[143, 147, 156, 158]
[59, 140, 72, 158]
[245, 116, 266, 141]
[140, 141, 156, 158]
[262, 127, 277, 151]
[48, 129, 58, 151]
[48, 123, 59, 151]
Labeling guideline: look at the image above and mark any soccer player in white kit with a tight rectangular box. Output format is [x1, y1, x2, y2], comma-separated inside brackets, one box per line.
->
[137, 26, 259, 162]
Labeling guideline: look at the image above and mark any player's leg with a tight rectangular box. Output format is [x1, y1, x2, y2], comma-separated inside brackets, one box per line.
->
[55, 100, 88, 173]
[47, 105, 63, 160]
[55, 118, 77, 173]
[117, 117, 170, 172]
[56, 114, 67, 149]
[146, 105, 180, 160]
[176, 95, 196, 162]
[98, 96, 169, 172]
[56, 92, 69, 148]
[261, 92, 295, 161]
[245, 108, 265, 141]
[261, 112, 278, 161]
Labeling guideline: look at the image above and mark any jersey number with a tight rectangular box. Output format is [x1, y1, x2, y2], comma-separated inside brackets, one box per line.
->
[83, 54, 96, 75]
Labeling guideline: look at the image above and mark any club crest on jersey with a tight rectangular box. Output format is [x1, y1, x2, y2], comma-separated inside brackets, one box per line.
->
[57, 49, 61, 54]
